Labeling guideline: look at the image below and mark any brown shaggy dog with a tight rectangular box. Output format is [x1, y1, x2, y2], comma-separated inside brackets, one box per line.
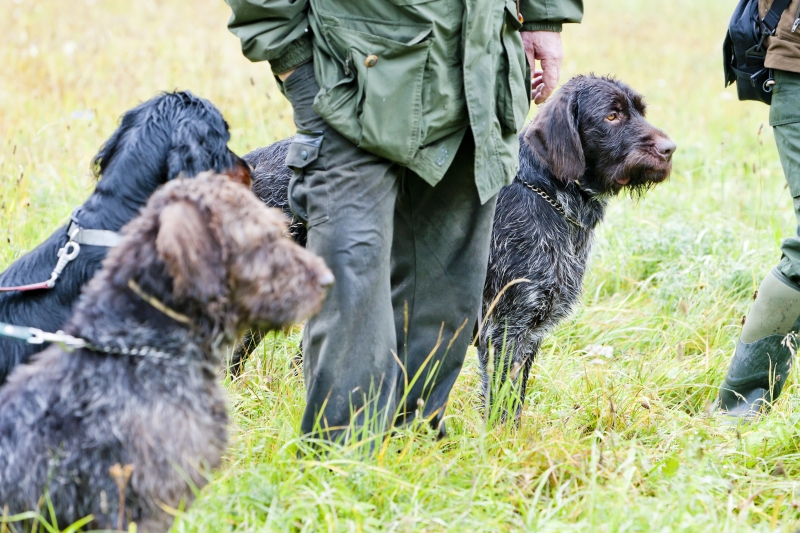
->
[0, 174, 333, 532]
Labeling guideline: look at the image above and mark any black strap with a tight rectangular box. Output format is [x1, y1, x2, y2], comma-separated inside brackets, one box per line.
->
[762, 0, 792, 35]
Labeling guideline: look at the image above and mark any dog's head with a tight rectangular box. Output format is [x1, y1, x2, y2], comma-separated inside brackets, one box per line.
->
[524, 75, 675, 196]
[104, 174, 331, 347]
[92, 91, 250, 190]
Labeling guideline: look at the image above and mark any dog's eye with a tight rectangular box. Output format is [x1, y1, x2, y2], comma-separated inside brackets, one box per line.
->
[606, 112, 618, 122]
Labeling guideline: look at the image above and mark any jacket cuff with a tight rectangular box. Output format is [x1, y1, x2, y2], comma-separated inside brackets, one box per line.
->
[269, 33, 313, 75]
[521, 22, 563, 32]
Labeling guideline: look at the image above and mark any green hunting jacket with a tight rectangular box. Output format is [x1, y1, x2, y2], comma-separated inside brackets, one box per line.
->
[226, 0, 583, 202]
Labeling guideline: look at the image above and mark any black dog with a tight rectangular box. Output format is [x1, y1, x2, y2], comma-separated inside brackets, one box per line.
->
[231, 76, 674, 423]
[0, 174, 332, 532]
[0, 91, 250, 385]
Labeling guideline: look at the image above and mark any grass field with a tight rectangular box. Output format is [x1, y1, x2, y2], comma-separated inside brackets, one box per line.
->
[3, 0, 800, 531]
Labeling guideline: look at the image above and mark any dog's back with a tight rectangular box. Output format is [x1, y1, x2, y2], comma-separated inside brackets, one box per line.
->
[246, 139, 305, 246]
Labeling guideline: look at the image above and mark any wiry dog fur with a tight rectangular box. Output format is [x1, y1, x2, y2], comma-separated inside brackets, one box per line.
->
[0, 175, 331, 532]
[480, 75, 674, 419]
[229, 76, 674, 424]
[0, 91, 251, 386]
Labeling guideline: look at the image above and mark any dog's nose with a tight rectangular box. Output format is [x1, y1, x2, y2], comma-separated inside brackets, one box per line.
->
[319, 270, 335, 289]
[656, 138, 677, 160]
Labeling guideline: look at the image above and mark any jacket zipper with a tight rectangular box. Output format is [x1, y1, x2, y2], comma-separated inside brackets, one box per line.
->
[792, 1, 800, 32]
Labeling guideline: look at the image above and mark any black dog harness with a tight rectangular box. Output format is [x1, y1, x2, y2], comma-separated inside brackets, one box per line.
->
[517, 178, 585, 229]
[0, 214, 121, 292]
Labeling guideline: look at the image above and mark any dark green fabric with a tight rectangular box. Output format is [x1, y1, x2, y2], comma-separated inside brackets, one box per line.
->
[718, 335, 794, 417]
[718, 269, 800, 417]
[770, 70, 800, 285]
[269, 34, 313, 75]
[520, 0, 583, 31]
[282, 62, 496, 441]
[225, 0, 583, 203]
[719, 69, 800, 417]
[521, 22, 564, 32]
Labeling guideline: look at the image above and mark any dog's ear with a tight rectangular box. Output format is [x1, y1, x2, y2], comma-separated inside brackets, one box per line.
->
[155, 200, 226, 302]
[92, 114, 133, 179]
[167, 120, 233, 181]
[524, 86, 585, 183]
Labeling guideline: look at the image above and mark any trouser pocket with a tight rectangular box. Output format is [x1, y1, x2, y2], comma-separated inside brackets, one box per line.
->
[283, 63, 329, 227]
[286, 131, 328, 227]
[282, 64, 331, 227]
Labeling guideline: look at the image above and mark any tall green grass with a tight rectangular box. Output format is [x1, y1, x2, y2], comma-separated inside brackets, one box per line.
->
[3, 0, 800, 531]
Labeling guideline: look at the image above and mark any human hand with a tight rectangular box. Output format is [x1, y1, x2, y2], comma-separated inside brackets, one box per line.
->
[521, 31, 563, 105]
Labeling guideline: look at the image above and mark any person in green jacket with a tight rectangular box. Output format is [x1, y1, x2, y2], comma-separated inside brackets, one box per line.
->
[225, 0, 583, 443]
[719, 0, 800, 418]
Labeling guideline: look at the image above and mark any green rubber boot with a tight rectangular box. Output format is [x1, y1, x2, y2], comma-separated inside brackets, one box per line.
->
[719, 270, 800, 418]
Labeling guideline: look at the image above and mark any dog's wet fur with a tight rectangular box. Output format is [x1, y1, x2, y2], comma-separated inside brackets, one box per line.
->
[0, 175, 331, 532]
[0, 91, 251, 386]
[480, 75, 674, 420]
[230, 75, 674, 423]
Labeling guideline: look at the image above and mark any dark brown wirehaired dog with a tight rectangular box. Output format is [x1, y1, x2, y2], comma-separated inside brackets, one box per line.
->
[479, 75, 674, 420]
[0, 174, 332, 532]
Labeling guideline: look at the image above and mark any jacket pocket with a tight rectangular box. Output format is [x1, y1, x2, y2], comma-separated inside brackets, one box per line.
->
[495, 3, 530, 134]
[314, 23, 432, 165]
[286, 132, 329, 227]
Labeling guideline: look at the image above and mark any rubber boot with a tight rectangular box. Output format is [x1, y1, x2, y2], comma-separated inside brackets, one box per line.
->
[719, 269, 800, 418]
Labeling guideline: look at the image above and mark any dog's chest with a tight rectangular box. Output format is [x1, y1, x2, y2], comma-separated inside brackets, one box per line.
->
[123, 377, 228, 502]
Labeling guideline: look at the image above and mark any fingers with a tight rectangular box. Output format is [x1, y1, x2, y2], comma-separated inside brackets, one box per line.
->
[521, 31, 564, 105]
[533, 57, 560, 105]
[531, 69, 544, 88]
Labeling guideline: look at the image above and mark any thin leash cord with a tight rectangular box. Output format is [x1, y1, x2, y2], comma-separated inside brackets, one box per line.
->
[518, 180, 585, 229]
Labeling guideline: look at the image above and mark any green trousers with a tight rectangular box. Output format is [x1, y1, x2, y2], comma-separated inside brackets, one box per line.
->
[772, 69, 800, 285]
[282, 62, 497, 442]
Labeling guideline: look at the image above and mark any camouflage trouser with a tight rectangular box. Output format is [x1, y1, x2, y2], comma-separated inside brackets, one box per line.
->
[772, 70, 800, 288]
[281, 62, 497, 442]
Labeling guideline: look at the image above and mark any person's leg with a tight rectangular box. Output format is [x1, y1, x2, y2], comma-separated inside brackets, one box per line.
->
[719, 69, 800, 417]
[282, 63, 402, 442]
[390, 131, 497, 435]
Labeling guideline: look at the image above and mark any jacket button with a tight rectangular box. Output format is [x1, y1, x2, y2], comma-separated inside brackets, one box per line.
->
[300, 150, 309, 160]
[365, 55, 378, 68]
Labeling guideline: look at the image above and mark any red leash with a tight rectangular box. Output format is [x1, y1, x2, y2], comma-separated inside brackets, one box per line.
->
[0, 240, 81, 292]
[0, 219, 121, 293]
[0, 281, 54, 292]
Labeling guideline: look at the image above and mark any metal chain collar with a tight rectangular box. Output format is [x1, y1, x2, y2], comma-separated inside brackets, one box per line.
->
[0, 322, 177, 361]
[518, 180, 585, 229]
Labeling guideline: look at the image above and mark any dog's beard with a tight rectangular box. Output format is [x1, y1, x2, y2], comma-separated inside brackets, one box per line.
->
[604, 152, 672, 199]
